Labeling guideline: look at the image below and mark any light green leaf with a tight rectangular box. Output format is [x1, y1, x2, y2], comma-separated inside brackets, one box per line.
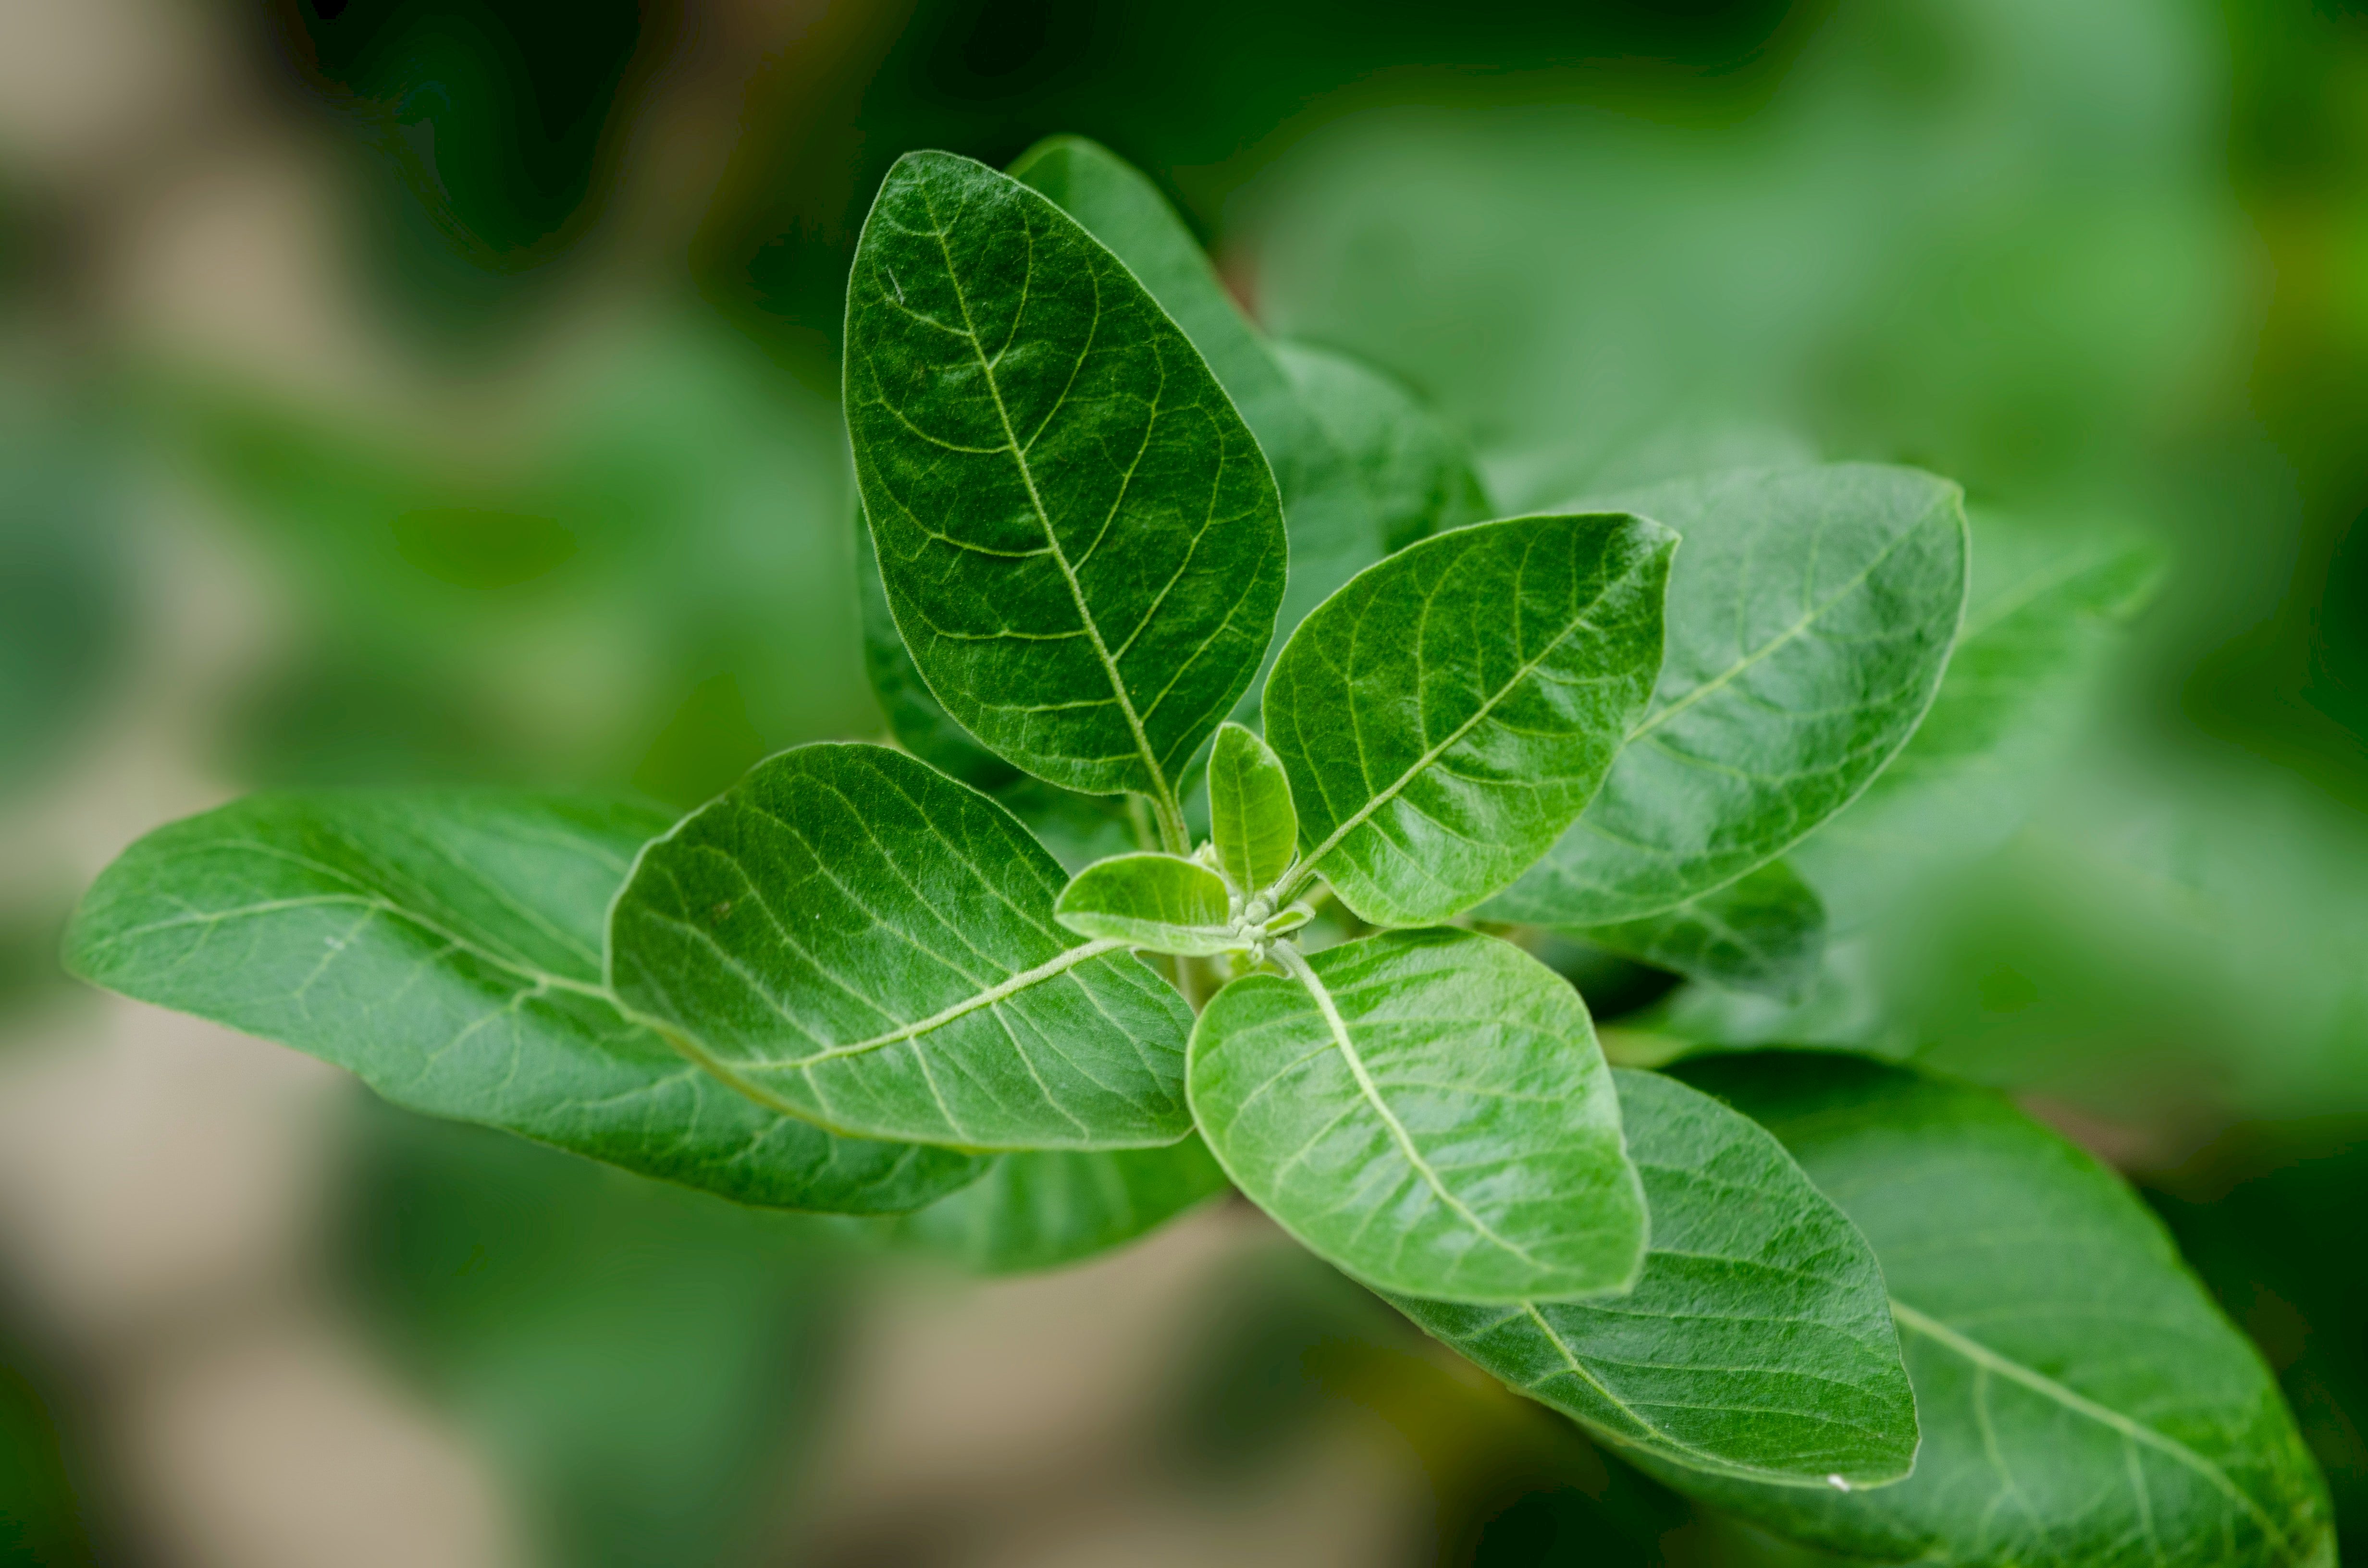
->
[845, 150, 1287, 818]
[1208, 721, 1297, 897]
[862, 1136, 1231, 1275]
[1272, 340, 1492, 553]
[1794, 513, 2165, 929]
[1391, 1067, 1915, 1488]
[608, 743, 1194, 1152]
[1264, 512, 1674, 927]
[1663, 1053, 2334, 1568]
[1188, 928, 1645, 1303]
[60, 792, 987, 1213]
[1577, 859, 1826, 998]
[1009, 136, 1385, 656]
[1487, 465, 1969, 926]
[1054, 851, 1238, 956]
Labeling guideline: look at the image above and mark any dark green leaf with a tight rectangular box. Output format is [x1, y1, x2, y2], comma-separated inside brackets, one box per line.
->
[1664, 1053, 2334, 1568]
[861, 1136, 1232, 1275]
[1208, 720, 1297, 897]
[1009, 136, 1387, 657]
[1189, 928, 1645, 1303]
[1272, 339, 1492, 553]
[1794, 513, 2164, 928]
[855, 498, 1015, 792]
[1265, 512, 1674, 926]
[608, 743, 1194, 1151]
[1577, 859, 1826, 998]
[1488, 465, 1968, 926]
[1054, 851, 1238, 956]
[845, 150, 1287, 817]
[1392, 1068, 1915, 1488]
[60, 791, 985, 1213]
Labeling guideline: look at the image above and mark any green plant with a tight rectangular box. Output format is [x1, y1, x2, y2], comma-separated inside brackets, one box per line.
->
[61, 139, 2331, 1566]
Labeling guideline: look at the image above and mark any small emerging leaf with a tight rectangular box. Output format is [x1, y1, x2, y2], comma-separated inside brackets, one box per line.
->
[1265, 511, 1674, 926]
[60, 792, 987, 1213]
[1208, 721, 1297, 896]
[845, 150, 1286, 807]
[1579, 859, 1827, 998]
[1055, 851, 1238, 956]
[1190, 928, 1645, 1303]
[1392, 1068, 1916, 1488]
[608, 744, 1194, 1152]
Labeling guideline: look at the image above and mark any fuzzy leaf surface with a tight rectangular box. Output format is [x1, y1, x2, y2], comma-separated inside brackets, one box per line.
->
[1273, 339, 1492, 553]
[1578, 859, 1827, 998]
[845, 150, 1286, 803]
[1664, 1053, 2333, 1568]
[1189, 928, 1645, 1303]
[1489, 465, 1968, 926]
[861, 1136, 1231, 1275]
[61, 792, 987, 1213]
[608, 744, 1194, 1151]
[1264, 511, 1673, 926]
[1393, 1068, 1914, 1487]
[1208, 721, 1297, 896]
[1054, 851, 1238, 956]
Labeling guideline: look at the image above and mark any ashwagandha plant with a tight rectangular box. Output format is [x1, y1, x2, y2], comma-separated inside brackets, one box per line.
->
[62, 140, 2333, 1566]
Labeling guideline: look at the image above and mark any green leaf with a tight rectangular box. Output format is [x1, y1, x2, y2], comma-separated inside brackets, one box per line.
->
[854, 498, 1014, 792]
[1009, 136, 1386, 657]
[1264, 512, 1675, 926]
[1054, 851, 1238, 956]
[1189, 928, 1645, 1303]
[1577, 859, 1827, 998]
[1272, 340, 1492, 553]
[1487, 465, 1969, 926]
[60, 791, 986, 1213]
[845, 149, 1287, 817]
[1663, 1053, 2334, 1568]
[608, 743, 1194, 1151]
[1208, 721, 1297, 896]
[861, 1136, 1231, 1275]
[1390, 1067, 1915, 1488]
[1793, 513, 2165, 929]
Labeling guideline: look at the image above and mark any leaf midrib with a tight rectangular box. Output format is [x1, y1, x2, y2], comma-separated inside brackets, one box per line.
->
[1888, 1298, 2303, 1560]
[917, 182, 1177, 820]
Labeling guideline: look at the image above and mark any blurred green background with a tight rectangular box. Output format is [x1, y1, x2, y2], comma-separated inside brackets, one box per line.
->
[3, 0, 2367, 1562]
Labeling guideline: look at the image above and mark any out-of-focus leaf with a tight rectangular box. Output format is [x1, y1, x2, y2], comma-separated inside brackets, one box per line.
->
[845, 151, 1286, 807]
[1265, 513, 1673, 926]
[1272, 340, 1492, 552]
[1663, 1053, 2334, 1568]
[1575, 859, 1826, 998]
[1190, 929, 1644, 1303]
[0, 432, 122, 796]
[609, 743, 1194, 1150]
[861, 1137, 1231, 1275]
[1055, 851, 1240, 956]
[1794, 512, 2165, 928]
[62, 791, 985, 1212]
[1489, 465, 1968, 926]
[1392, 1068, 1915, 1488]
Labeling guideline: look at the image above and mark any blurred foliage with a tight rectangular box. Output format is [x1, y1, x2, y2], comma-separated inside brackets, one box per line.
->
[337, 1095, 849, 1568]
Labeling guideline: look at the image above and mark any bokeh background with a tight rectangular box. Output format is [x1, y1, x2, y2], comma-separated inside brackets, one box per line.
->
[4, 0, 2368, 1563]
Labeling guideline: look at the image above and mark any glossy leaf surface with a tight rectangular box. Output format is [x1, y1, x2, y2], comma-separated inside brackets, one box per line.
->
[1010, 136, 1386, 654]
[1264, 511, 1673, 926]
[845, 150, 1287, 806]
[609, 744, 1194, 1151]
[62, 792, 986, 1213]
[1394, 1068, 1914, 1487]
[1054, 851, 1238, 956]
[1579, 859, 1826, 998]
[1489, 465, 1968, 926]
[1208, 721, 1297, 896]
[1189, 928, 1645, 1303]
[1665, 1053, 2333, 1568]
[1273, 340, 1492, 554]
[863, 1136, 1231, 1275]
